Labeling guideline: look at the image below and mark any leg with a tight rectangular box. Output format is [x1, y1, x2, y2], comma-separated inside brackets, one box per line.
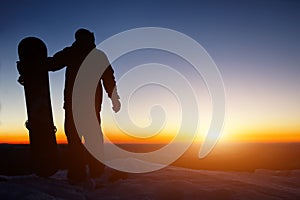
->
[65, 108, 87, 182]
[87, 111, 105, 178]
[86, 87, 105, 178]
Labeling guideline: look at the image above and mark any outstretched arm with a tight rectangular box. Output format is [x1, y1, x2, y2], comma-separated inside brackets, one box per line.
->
[16, 47, 70, 85]
[47, 47, 71, 71]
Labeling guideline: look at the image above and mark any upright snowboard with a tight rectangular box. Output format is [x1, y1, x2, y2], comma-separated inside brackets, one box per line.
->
[17, 37, 58, 177]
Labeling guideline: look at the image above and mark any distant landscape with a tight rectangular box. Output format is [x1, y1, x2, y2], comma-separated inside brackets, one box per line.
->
[1, 142, 300, 176]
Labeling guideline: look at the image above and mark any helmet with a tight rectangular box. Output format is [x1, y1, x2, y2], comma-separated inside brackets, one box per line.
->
[75, 28, 95, 43]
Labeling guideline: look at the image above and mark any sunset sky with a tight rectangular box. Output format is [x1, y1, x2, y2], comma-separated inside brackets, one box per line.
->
[0, 0, 299, 144]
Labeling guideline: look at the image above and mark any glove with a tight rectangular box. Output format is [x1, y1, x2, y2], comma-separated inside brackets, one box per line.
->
[112, 98, 121, 113]
[17, 76, 24, 85]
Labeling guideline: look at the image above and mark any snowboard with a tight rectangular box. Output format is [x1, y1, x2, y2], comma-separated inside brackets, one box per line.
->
[17, 37, 58, 177]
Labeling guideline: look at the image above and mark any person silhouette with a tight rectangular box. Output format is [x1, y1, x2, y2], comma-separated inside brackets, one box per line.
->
[49, 28, 121, 183]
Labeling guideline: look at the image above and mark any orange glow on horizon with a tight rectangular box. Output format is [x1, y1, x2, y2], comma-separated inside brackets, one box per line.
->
[0, 131, 68, 144]
[220, 131, 300, 143]
[1, 129, 300, 144]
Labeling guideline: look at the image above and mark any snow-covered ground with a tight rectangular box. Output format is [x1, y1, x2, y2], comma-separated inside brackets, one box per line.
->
[1, 166, 300, 200]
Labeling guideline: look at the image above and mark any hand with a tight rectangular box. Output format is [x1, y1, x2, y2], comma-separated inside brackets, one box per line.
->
[112, 98, 121, 113]
[17, 76, 24, 86]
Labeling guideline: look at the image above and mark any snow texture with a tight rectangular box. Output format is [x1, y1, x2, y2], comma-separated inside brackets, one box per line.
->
[1, 166, 300, 200]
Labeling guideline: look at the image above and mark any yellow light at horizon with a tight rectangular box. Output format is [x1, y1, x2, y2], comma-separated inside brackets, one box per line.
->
[2, 128, 300, 144]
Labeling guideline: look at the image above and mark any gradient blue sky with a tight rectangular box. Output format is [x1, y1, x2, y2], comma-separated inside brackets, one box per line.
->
[0, 0, 300, 142]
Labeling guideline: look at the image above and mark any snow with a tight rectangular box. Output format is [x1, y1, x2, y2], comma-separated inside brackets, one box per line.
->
[1, 166, 300, 200]
[105, 157, 165, 173]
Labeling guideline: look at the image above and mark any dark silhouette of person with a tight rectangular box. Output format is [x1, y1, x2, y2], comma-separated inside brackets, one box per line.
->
[49, 28, 121, 182]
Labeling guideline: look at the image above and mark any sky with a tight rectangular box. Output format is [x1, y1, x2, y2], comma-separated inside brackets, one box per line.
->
[0, 0, 300, 144]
